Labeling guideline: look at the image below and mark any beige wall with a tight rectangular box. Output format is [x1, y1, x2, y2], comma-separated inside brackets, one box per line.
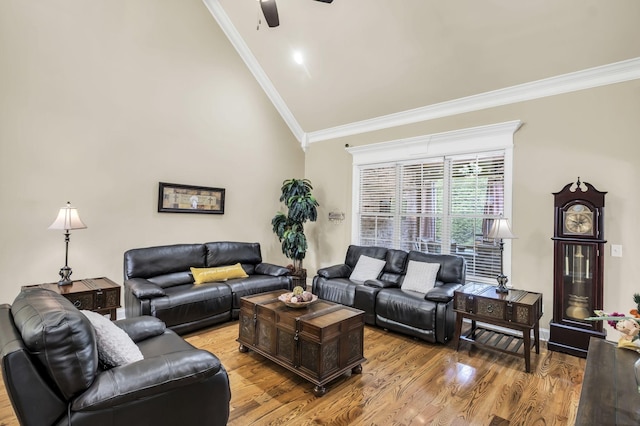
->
[0, 0, 303, 303]
[2, 1, 638, 342]
[305, 80, 640, 337]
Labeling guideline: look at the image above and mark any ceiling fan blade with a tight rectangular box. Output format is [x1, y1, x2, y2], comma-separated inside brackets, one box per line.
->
[314, 0, 334, 3]
[260, 0, 280, 28]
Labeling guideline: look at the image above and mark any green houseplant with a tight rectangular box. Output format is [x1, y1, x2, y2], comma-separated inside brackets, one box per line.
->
[271, 178, 319, 276]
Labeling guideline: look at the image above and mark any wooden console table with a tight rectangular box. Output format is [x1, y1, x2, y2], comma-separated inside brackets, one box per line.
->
[22, 277, 121, 319]
[576, 337, 640, 425]
[453, 283, 542, 373]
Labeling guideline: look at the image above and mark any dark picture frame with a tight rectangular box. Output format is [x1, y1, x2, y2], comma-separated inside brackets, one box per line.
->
[158, 182, 225, 214]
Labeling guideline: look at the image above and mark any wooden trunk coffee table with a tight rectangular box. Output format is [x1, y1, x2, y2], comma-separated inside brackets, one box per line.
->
[237, 290, 365, 396]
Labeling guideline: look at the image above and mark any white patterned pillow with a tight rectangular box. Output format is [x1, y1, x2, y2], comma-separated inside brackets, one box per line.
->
[350, 255, 386, 283]
[81, 310, 144, 367]
[401, 261, 441, 294]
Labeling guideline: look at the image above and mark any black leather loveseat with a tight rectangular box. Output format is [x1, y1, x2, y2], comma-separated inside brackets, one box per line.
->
[124, 241, 292, 335]
[0, 288, 230, 426]
[312, 245, 466, 344]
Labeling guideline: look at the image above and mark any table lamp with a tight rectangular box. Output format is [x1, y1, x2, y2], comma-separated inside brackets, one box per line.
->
[48, 202, 87, 286]
[487, 216, 517, 293]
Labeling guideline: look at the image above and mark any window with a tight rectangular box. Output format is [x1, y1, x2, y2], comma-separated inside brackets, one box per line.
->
[358, 153, 504, 281]
[348, 121, 521, 283]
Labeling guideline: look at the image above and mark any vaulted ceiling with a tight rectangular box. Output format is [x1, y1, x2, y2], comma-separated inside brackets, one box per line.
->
[204, 0, 640, 145]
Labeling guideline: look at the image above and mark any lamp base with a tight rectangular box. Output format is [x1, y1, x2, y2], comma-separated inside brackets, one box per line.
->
[58, 266, 73, 286]
[495, 274, 509, 293]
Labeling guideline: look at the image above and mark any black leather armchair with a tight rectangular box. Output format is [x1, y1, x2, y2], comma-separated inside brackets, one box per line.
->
[0, 288, 230, 426]
[313, 245, 466, 344]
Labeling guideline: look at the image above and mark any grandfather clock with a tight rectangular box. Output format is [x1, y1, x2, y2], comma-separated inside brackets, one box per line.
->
[548, 178, 606, 358]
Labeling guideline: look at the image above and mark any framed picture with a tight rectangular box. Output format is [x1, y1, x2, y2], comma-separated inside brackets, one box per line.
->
[158, 182, 225, 214]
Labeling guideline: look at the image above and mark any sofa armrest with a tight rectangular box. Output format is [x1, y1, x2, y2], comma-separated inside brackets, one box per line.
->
[364, 279, 398, 289]
[114, 316, 166, 343]
[72, 349, 221, 410]
[125, 278, 166, 299]
[425, 282, 463, 303]
[317, 264, 352, 279]
[255, 263, 290, 277]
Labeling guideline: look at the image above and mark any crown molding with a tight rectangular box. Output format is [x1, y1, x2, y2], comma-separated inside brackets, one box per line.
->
[203, 2, 640, 147]
[346, 120, 522, 165]
[309, 57, 640, 144]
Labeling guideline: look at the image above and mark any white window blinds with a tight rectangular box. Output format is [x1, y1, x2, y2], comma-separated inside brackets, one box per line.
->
[357, 152, 505, 282]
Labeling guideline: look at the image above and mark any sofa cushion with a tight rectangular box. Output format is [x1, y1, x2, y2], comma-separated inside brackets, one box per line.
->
[11, 288, 98, 400]
[150, 283, 232, 328]
[254, 263, 291, 277]
[205, 242, 262, 269]
[313, 277, 358, 306]
[376, 289, 438, 331]
[350, 255, 386, 283]
[401, 261, 440, 294]
[125, 244, 206, 280]
[406, 251, 466, 284]
[190, 264, 248, 284]
[384, 249, 407, 274]
[379, 249, 407, 284]
[344, 245, 388, 269]
[147, 271, 194, 289]
[81, 310, 144, 368]
[114, 316, 167, 343]
[317, 264, 353, 279]
[225, 275, 292, 312]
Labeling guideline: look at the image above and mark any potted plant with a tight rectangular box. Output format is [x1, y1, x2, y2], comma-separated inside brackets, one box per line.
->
[271, 179, 319, 281]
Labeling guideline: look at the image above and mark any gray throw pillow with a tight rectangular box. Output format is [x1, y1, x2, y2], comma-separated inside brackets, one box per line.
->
[401, 260, 440, 293]
[350, 255, 386, 283]
[81, 310, 144, 368]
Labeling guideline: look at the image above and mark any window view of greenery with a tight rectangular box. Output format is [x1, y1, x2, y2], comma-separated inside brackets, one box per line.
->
[358, 154, 505, 282]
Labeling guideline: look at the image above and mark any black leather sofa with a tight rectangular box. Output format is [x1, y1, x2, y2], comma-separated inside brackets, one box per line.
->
[312, 245, 466, 344]
[124, 241, 292, 335]
[0, 288, 230, 426]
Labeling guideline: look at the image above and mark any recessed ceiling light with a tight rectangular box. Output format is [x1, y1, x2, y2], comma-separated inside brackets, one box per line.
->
[293, 51, 304, 65]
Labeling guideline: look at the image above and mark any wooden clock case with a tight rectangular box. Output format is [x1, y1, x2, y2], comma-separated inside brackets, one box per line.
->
[548, 179, 606, 358]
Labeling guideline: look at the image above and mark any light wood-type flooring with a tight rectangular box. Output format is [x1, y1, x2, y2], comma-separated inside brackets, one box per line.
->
[0, 321, 585, 426]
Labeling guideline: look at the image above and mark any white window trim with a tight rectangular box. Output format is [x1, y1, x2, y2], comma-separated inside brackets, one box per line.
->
[347, 120, 522, 282]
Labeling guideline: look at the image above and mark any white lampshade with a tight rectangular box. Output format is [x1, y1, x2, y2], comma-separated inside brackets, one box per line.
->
[487, 217, 516, 240]
[48, 202, 87, 231]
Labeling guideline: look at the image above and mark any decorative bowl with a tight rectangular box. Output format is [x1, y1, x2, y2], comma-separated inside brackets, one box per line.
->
[278, 293, 318, 308]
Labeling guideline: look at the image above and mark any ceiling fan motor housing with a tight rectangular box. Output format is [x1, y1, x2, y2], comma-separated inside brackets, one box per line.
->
[261, 0, 333, 28]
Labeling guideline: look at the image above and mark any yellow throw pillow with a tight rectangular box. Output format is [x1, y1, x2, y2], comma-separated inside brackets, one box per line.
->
[190, 263, 248, 284]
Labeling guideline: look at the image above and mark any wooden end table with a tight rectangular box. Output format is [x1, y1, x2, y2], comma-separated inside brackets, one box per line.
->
[453, 283, 542, 373]
[22, 277, 121, 319]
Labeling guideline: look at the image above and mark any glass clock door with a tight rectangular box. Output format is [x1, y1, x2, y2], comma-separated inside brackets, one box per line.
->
[561, 242, 595, 322]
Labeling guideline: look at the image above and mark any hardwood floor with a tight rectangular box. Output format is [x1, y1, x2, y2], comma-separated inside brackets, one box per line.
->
[0, 322, 585, 425]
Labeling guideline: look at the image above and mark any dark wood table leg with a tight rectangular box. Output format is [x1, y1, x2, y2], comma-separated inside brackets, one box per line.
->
[534, 321, 540, 354]
[523, 327, 531, 373]
[453, 312, 464, 350]
[313, 385, 327, 397]
[239, 344, 248, 353]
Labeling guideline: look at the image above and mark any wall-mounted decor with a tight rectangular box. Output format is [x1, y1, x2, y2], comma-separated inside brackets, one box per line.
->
[158, 182, 225, 214]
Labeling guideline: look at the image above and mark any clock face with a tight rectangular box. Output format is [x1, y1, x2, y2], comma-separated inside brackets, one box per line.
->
[563, 204, 594, 235]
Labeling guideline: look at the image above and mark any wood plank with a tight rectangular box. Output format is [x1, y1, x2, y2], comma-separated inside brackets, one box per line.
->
[0, 321, 586, 425]
[575, 337, 640, 425]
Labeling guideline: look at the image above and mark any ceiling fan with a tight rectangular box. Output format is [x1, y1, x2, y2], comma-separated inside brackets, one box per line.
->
[260, 0, 334, 28]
